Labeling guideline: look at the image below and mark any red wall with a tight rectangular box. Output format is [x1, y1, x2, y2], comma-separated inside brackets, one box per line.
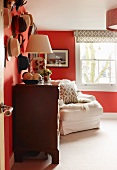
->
[3, 25, 117, 170]
[83, 91, 117, 112]
[38, 31, 117, 113]
[38, 31, 76, 80]
[4, 6, 28, 170]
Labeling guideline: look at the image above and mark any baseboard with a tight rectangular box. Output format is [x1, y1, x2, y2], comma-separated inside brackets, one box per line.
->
[101, 112, 117, 119]
[10, 152, 14, 169]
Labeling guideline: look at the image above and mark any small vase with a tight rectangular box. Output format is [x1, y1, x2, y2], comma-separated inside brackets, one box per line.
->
[44, 75, 50, 83]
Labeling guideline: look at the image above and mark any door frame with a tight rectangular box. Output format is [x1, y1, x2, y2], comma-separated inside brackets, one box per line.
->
[0, 0, 5, 169]
[0, 113, 5, 170]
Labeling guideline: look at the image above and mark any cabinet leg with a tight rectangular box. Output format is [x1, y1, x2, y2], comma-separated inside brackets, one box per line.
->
[51, 150, 59, 164]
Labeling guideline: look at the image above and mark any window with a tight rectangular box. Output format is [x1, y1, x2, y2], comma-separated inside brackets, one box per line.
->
[81, 43, 116, 84]
[75, 43, 117, 91]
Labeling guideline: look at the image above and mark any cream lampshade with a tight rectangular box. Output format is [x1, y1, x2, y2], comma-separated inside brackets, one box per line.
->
[26, 34, 52, 74]
[25, 34, 53, 53]
[106, 8, 117, 31]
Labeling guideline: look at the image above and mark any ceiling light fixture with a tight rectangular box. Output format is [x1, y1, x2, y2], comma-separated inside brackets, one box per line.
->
[106, 8, 117, 31]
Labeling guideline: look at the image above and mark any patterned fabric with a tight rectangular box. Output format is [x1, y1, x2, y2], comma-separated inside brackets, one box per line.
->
[59, 82, 78, 104]
[74, 30, 117, 42]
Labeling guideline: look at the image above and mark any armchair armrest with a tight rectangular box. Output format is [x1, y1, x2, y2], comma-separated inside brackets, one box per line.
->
[77, 92, 96, 101]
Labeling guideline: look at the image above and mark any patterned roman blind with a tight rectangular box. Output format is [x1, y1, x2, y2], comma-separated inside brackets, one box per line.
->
[74, 30, 117, 43]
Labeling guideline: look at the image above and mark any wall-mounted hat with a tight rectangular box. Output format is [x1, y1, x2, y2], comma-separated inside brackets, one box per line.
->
[15, 0, 27, 11]
[4, 0, 16, 11]
[28, 13, 33, 26]
[18, 34, 25, 48]
[28, 23, 37, 38]
[23, 12, 33, 26]
[7, 37, 12, 57]
[20, 14, 31, 28]
[18, 54, 30, 73]
[11, 15, 28, 37]
[4, 8, 12, 28]
[7, 36, 20, 57]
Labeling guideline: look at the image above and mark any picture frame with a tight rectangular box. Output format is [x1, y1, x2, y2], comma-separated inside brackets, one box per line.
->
[45, 49, 69, 67]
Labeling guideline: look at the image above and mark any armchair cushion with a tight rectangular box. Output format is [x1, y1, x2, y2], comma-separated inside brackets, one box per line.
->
[59, 100, 103, 135]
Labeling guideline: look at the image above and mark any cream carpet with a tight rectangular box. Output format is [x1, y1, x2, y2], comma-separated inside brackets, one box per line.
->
[11, 117, 117, 170]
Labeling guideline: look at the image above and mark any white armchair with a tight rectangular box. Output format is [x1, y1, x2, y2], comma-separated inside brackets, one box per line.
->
[52, 79, 103, 135]
[59, 94, 103, 135]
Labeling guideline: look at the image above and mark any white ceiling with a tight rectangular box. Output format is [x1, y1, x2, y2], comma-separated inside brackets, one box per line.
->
[25, 0, 117, 31]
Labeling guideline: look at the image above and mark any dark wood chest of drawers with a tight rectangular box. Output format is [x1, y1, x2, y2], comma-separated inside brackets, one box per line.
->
[12, 83, 59, 164]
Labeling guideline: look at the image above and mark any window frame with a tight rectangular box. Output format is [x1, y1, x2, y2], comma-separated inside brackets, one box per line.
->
[75, 43, 117, 92]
